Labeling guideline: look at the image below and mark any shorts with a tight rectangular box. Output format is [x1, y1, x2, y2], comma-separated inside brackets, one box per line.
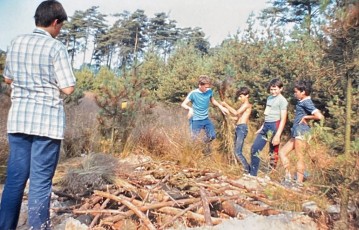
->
[291, 123, 311, 141]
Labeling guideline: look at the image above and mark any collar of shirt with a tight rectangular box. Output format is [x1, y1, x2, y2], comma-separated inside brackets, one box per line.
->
[33, 28, 51, 37]
[299, 96, 311, 102]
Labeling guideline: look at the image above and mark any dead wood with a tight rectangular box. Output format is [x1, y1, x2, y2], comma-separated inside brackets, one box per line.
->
[60, 158, 313, 229]
[78, 195, 104, 210]
[199, 187, 213, 226]
[159, 201, 202, 229]
[237, 199, 281, 215]
[52, 189, 82, 201]
[89, 190, 122, 228]
[195, 172, 222, 182]
[52, 203, 83, 214]
[224, 178, 254, 192]
[91, 191, 156, 230]
[221, 200, 256, 218]
[73, 209, 125, 215]
[157, 206, 222, 225]
[117, 196, 157, 230]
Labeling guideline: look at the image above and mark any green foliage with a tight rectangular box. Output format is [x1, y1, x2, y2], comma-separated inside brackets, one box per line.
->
[137, 51, 165, 95]
[156, 44, 207, 102]
[95, 68, 155, 153]
[63, 68, 97, 105]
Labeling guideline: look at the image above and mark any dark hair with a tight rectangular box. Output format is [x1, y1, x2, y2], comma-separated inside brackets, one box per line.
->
[34, 0, 67, 27]
[267, 78, 284, 92]
[235, 86, 250, 99]
[294, 80, 312, 96]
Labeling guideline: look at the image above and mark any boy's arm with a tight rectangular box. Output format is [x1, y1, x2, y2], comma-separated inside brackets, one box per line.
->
[272, 109, 287, 146]
[211, 97, 228, 115]
[4, 76, 13, 84]
[300, 110, 324, 124]
[61, 86, 75, 95]
[181, 96, 193, 119]
[222, 101, 248, 116]
[221, 101, 237, 115]
[181, 97, 191, 110]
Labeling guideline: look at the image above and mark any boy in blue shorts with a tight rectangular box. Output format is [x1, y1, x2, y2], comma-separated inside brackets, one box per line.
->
[279, 80, 324, 184]
[250, 78, 288, 176]
[181, 75, 228, 154]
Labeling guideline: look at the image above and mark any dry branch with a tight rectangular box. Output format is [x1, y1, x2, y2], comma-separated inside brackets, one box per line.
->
[159, 201, 202, 229]
[90, 191, 156, 230]
[157, 206, 222, 225]
[199, 187, 213, 226]
[62, 158, 310, 229]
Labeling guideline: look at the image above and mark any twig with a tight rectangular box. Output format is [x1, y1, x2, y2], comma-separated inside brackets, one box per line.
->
[52, 189, 82, 201]
[157, 206, 222, 225]
[119, 196, 157, 230]
[92, 191, 156, 230]
[89, 190, 121, 228]
[159, 201, 202, 229]
[73, 209, 125, 215]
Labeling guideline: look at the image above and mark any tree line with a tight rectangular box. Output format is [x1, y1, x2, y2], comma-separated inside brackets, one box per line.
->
[57, 6, 209, 72]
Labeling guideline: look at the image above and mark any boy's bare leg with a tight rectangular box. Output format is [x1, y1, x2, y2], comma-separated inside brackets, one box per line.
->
[279, 139, 295, 179]
[294, 139, 306, 183]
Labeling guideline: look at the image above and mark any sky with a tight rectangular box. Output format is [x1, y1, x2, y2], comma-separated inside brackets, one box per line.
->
[0, 0, 269, 51]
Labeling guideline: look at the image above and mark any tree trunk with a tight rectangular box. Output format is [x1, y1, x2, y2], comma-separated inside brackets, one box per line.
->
[132, 27, 139, 78]
[344, 72, 352, 157]
[337, 72, 353, 229]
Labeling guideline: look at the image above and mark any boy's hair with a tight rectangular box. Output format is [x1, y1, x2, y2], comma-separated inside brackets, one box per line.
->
[235, 86, 250, 99]
[198, 75, 211, 85]
[294, 80, 312, 96]
[267, 78, 284, 92]
[34, 0, 68, 27]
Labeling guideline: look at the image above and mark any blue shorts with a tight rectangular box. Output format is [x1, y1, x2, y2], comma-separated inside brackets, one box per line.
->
[291, 123, 311, 140]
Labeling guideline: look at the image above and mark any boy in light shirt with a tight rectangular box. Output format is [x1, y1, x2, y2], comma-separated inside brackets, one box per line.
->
[250, 78, 288, 176]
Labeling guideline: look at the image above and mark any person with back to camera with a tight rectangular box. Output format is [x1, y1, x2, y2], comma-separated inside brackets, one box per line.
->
[279, 80, 324, 187]
[221, 86, 252, 174]
[0, 1, 76, 229]
[250, 78, 288, 176]
[181, 75, 229, 155]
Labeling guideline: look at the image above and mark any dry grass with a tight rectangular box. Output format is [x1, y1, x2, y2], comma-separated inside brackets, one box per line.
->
[59, 153, 119, 195]
[0, 91, 340, 217]
[62, 92, 101, 158]
[0, 93, 10, 165]
[116, 103, 338, 214]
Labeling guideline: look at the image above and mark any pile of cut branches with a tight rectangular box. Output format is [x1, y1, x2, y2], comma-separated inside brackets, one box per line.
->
[53, 155, 318, 229]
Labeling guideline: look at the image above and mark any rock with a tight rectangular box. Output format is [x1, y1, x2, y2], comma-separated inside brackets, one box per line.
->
[327, 204, 340, 214]
[234, 177, 261, 191]
[64, 217, 88, 230]
[171, 212, 317, 230]
[302, 201, 319, 214]
[76, 214, 92, 225]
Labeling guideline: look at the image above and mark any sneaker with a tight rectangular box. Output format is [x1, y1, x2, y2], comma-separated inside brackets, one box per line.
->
[293, 171, 310, 182]
[285, 172, 292, 182]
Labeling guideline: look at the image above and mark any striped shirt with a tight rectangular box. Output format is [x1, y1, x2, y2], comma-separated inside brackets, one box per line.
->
[4, 28, 76, 139]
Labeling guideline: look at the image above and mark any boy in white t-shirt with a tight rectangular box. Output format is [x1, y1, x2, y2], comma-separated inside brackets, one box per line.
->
[250, 78, 288, 176]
